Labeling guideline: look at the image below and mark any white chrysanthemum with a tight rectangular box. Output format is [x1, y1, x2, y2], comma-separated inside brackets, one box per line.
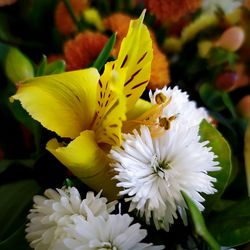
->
[64, 213, 164, 250]
[202, 0, 242, 14]
[150, 86, 209, 129]
[26, 187, 117, 250]
[110, 125, 220, 231]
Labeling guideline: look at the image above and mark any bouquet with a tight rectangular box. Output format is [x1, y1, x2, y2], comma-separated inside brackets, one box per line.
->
[0, 0, 249, 249]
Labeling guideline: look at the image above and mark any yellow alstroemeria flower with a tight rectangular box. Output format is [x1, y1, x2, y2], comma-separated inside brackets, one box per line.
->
[11, 11, 153, 200]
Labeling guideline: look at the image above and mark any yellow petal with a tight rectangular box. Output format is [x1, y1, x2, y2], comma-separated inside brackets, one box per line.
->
[115, 10, 153, 110]
[93, 61, 127, 146]
[92, 11, 153, 146]
[126, 98, 152, 120]
[46, 130, 119, 200]
[11, 68, 99, 139]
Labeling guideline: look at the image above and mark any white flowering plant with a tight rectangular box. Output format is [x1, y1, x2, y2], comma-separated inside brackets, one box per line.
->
[0, 0, 249, 250]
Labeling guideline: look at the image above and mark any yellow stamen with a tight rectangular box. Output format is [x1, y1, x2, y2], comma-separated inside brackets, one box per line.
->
[155, 93, 167, 104]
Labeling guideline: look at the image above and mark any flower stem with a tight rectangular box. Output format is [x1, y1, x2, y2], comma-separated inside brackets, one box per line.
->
[62, 0, 81, 31]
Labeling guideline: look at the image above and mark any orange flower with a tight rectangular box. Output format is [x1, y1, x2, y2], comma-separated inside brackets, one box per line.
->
[104, 13, 170, 89]
[104, 13, 132, 38]
[64, 31, 108, 71]
[149, 43, 170, 89]
[145, 0, 200, 23]
[104, 13, 131, 56]
[55, 0, 89, 35]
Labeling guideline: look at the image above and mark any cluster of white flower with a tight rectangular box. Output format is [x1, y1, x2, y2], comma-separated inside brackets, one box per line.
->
[26, 187, 163, 250]
[26, 86, 221, 248]
[110, 86, 220, 231]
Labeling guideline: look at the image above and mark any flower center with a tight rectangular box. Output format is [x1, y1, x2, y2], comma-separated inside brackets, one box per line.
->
[97, 242, 117, 250]
[151, 155, 171, 179]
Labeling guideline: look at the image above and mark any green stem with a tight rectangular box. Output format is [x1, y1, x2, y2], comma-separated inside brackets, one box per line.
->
[92, 33, 116, 72]
[62, 0, 81, 31]
[222, 92, 237, 119]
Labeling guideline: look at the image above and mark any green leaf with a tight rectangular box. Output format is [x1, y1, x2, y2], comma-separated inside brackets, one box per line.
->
[0, 180, 41, 241]
[92, 33, 116, 71]
[208, 199, 250, 246]
[221, 93, 237, 119]
[0, 159, 34, 174]
[208, 111, 238, 144]
[36, 56, 65, 76]
[4, 47, 34, 83]
[199, 83, 225, 111]
[182, 191, 220, 250]
[45, 59, 66, 75]
[199, 120, 232, 211]
[0, 224, 31, 250]
[208, 47, 238, 66]
[36, 55, 47, 76]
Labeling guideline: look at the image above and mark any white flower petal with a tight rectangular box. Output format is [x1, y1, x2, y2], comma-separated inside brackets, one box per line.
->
[26, 187, 116, 249]
[149, 86, 210, 130]
[110, 122, 219, 231]
[64, 214, 164, 250]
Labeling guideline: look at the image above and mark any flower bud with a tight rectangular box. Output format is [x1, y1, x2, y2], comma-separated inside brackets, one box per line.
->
[198, 40, 212, 58]
[83, 8, 104, 31]
[215, 26, 245, 52]
[243, 0, 250, 10]
[234, 64, 250, 89]
[237, 95, 250, 118]
[4, 47, 34, 83]
[215, 71, 238, 92]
